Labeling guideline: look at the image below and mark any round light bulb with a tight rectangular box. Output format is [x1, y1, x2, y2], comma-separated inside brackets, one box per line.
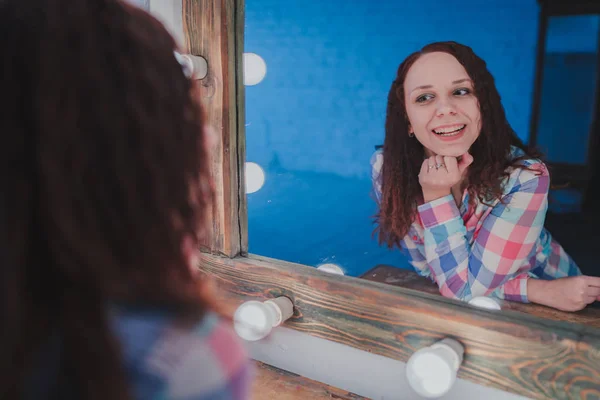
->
[233, 297, 294, 342]
[468, 296, 502, 310]
[243, 53, 267, 86]
[317, 263, 345, 275]
[233, 301, 275, 342]
[245, 162, 265, 194]
[406, 339, 463, 398]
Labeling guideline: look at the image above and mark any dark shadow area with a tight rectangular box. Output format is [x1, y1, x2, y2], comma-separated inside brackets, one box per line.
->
[530, 9, 600, 279]
[545, 210, 600, 278]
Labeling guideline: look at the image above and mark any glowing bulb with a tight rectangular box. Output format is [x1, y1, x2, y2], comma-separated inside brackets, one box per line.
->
[243, 53, 267, 86]
[468, 296, 502, 310]
[233, 297, 294, 342]
[245, 162, 265, 194]
[317, 263, 344, 275]
[406, 338, 464, 398]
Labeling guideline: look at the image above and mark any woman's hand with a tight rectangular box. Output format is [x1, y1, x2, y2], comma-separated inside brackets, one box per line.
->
[419, 153, 474, 203]
[528, 276, 600, 312]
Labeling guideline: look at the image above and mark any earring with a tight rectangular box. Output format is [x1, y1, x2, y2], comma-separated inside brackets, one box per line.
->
[408, 131, 414, 138]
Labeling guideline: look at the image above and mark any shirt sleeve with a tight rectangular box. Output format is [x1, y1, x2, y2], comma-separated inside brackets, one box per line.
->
[371, 150, 384, 203]
[370, 152, 546, 303]
[398, 231, 527, 301]
[192, 318, 253, 400]
[148, 314, 253, 400]
[416, 163, 549, 303]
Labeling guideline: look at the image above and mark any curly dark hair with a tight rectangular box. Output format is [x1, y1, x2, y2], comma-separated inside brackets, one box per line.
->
[375, 41, 540, 249]
[1, 0, 213, 398]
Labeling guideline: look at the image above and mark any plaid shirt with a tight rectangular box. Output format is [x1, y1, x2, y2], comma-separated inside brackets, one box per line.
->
[371, 147, 581, 303]
[110, 307, 252, 400]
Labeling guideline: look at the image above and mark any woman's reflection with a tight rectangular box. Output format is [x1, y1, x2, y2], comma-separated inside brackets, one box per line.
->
[372, 41, 600, 312]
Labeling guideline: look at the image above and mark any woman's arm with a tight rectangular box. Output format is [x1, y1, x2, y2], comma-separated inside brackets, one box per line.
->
[399, 229, 528, 301]
[417, 162, 548, 302]
[528, 276, 600, 311]
[371, 150, 529, 302]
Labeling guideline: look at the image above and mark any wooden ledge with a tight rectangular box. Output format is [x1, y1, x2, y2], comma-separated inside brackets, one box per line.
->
[361, 265, 600, 329]
[199, 253, 600, 400]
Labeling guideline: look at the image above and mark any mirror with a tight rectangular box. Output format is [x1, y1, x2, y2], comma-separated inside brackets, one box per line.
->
[243, 0, 600, 314]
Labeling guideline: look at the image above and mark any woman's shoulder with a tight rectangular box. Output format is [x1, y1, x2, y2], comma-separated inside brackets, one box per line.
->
[110, 307, 250, 399]
[370, 148, 384, 168]
[508, 146, 548, 173]
[370, 148, 384, 178]
[504, 146, 550, 193]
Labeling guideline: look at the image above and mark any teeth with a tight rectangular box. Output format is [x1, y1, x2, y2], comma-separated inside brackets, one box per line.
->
[438, 130, 461, 137]
[433, 125, 465, 136]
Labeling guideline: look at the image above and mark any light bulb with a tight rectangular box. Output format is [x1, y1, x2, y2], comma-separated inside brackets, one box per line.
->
[468, 296, 502, 310]
[317, 263, 344, 275]
[243, 53, 267, 86]
[406, 338, 464, 398]
[174, 52, 208, 80]
[233, 297, 294, 341]
[245, 162, 265, 194]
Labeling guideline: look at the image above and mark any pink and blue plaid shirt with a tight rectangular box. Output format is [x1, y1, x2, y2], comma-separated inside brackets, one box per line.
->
[371, 147, 581, 303]
[110, 307, 252, 400]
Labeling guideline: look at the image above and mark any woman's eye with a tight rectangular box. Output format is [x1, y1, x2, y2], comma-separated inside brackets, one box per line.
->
[454, 88, 471, 96]
[416, 94, 433, 103]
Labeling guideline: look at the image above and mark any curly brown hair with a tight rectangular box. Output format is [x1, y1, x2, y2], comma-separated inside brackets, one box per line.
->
[1, 0, 213, 398]
[375, 41, 540, 249]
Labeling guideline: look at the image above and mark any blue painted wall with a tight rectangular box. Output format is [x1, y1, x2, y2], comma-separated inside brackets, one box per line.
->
[244, 1, 598, 277]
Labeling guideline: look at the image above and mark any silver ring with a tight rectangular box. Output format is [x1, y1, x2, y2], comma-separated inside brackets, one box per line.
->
[436, 163, 445, 169]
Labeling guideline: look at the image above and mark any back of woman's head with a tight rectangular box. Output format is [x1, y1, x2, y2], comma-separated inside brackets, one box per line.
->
[0, 0, 213, 398]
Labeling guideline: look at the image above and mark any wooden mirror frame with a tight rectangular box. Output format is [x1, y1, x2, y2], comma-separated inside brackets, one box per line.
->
[180, 1, 600, 398]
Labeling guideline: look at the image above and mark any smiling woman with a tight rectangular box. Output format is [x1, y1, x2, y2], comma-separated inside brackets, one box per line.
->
[372, 41, 600, 312]
[405, 54, 481, 158]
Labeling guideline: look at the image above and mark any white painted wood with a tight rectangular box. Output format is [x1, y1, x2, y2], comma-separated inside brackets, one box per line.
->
[246, 327, 531, 400]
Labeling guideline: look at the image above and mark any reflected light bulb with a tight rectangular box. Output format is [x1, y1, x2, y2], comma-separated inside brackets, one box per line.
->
[245, 162, 265, 194]
[243, 53, 267, 86]
[317, 263, 345, 276]
[406, 338, 464, 398]
[233, 297, 294, 341]
[468, 296, 502, 310]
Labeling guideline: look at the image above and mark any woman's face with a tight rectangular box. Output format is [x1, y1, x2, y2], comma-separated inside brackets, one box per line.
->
[403, 51, 481, 158]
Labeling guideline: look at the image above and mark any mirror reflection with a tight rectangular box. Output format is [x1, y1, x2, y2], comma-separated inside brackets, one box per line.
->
[244, 0, 600, 313]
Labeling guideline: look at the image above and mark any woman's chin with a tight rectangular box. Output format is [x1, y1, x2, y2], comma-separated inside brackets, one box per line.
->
[423, 143, 472, 158]
[436, 149, 468, 158]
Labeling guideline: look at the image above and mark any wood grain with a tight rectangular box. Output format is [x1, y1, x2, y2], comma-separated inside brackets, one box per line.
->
[251, 361, 367, 400]
[199, 253, 600, 400]
[361, 265, 600, 329]
[182, 0, 247, 257]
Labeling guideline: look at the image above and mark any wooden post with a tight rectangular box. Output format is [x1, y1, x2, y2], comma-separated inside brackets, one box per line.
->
[182, 0, 247, 257]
